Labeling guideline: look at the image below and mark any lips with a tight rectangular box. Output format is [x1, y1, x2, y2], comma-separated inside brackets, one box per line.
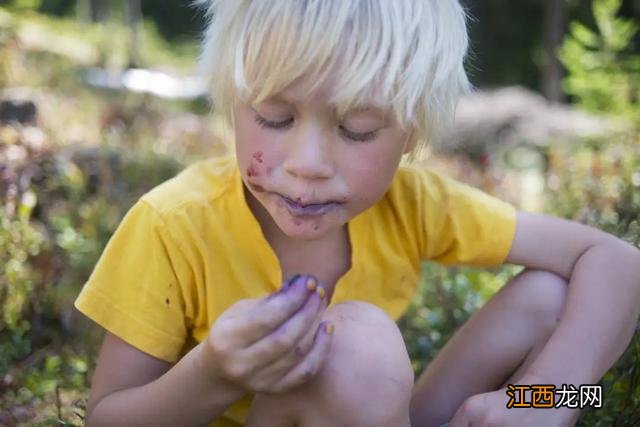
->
[280, 195, 340, 207]
[278, 194, 342, 216]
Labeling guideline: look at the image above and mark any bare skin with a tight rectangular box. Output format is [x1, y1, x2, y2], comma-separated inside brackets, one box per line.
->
[244, 268, 574, 427]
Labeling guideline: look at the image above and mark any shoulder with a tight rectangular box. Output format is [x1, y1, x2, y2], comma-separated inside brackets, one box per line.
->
[139, 155, 237, 217]
[392, 162, 501, 206]
[386, 163, 455, 207]
[379, 163, 511, 234]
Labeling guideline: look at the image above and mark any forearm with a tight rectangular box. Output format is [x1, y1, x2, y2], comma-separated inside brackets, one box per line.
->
[87, 341, 246, 427]
[522, 243, 640, 385]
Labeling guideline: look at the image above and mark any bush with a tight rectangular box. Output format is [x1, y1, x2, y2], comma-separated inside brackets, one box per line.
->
[0, 133, 183, 424]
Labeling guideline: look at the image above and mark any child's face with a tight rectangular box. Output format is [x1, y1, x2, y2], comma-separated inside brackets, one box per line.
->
[233, 80, 413, 241]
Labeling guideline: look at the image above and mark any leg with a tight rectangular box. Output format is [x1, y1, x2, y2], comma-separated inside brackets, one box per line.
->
[245, 301, 415, 427]
[410, 268, 568, 426]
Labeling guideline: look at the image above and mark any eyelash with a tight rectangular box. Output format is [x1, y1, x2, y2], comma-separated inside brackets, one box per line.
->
[253, 115, 379, 142]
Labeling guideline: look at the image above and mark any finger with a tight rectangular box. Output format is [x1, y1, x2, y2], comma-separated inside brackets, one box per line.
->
[269, 320, 334, 394]
[244, 284, 328, 371]
[238, 274, 317, 346]
[291, 282, 329, 356]
[271, 284, 328, 369]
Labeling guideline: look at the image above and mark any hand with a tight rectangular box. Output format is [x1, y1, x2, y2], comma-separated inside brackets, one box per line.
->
[204, 274, 332, 394]
[448, 386, 579, 427]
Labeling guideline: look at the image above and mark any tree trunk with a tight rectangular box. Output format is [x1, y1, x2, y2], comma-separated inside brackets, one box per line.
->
[124, 0, 143, 68]
[76, 0, 110, 22]
[543, 0, 566, 103]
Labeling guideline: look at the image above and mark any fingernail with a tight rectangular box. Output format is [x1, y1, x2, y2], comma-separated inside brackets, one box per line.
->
[306, 276, 317, 291]
[315, 285, 325, 299]
[325, 323, 334, 335]
[282, 274, 302, 290]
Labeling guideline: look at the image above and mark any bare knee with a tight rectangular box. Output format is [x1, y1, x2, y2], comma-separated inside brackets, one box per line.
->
[283, 301, 413, 424]
[322, 301, 415, 391]
[504, 268, 568, 327]
[249, 301, 414, 426]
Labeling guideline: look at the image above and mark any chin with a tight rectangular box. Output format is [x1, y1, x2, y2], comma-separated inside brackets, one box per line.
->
[274, 217, 330, 241]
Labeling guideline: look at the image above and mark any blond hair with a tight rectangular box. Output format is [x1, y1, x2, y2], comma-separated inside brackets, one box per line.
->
[195, 0, 471, 157]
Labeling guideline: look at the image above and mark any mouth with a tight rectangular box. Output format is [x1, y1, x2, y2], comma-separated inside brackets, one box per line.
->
[278, 194, 343, 216]
[281, 194, 340, 206]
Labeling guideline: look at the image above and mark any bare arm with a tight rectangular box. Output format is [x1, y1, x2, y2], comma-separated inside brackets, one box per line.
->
[505, 211, 640, 386]
[86, 332, 246, 427]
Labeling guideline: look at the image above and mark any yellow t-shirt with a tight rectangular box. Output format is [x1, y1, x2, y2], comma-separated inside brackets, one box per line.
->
[74, 154, 516, 425]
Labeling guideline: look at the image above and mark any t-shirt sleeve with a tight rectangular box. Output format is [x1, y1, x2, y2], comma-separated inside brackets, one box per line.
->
[74, 199, 191, 363]
[417, 168, 517, 267]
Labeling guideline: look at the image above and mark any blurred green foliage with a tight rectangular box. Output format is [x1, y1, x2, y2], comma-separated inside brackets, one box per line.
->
[0, 5, 199, 73]
[560, 0, 640, 120]
[0, 147, 183, 424]
[0, 196, 43, 373]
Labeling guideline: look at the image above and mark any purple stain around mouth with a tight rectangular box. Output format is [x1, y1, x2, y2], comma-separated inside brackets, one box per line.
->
[281, 196, 340, 217]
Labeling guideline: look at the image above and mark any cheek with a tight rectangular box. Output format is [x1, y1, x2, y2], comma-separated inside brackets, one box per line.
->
[235, 125, 261, 160]
[342, 162, 384, 202]
[340, 146, 402, 200]
[234, 116, 275, 179]
[247, 163, 260, 178]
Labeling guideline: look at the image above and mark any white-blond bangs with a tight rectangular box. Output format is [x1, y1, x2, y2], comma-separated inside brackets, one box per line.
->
[196, 0, 471, 154]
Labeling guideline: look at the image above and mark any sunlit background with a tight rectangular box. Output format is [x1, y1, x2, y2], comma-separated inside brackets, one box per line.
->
[1, 1, 639, 425]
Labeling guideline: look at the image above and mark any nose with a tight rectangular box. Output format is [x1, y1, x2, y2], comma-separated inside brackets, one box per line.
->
[283, 123, 335, 180]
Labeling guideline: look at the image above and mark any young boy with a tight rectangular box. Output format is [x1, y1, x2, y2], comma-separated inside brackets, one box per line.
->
[74, 1, 640, 426]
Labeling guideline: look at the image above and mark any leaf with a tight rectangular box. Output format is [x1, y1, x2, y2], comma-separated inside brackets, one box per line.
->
[571, 22, 599, 48]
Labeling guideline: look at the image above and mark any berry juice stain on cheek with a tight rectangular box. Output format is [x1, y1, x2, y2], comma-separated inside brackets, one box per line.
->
[247, 164, 260, 177]
[252, 151, 264, 163]
[246, 163, 265, 192]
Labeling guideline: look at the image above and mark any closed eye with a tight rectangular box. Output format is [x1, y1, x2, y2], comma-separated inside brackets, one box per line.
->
[254, 115, 294, 129]
[253, 115, 379, 142]
[338, 126, 379, 142]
